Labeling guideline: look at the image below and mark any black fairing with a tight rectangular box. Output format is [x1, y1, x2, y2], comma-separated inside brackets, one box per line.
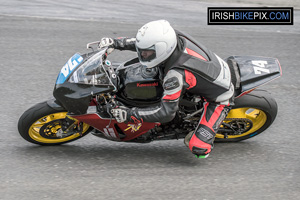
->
[54, 82, 113, 115]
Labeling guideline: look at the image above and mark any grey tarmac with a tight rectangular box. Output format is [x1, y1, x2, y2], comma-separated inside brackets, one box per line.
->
[0, 1, 299, 200]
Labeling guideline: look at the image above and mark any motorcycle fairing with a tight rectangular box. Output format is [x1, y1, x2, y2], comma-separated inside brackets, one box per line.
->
[227, 56, 282, 97]
[71, 110, 158, 141]
[54, 82, 114, 115]
[54, 50, 115, 115]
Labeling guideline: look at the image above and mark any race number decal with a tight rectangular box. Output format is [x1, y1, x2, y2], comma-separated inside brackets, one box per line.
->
[252, 60, 270, 74]
[56, 54, 83, 84]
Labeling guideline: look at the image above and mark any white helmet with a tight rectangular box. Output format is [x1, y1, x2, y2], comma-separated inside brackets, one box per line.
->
[135, 20, 177, 68]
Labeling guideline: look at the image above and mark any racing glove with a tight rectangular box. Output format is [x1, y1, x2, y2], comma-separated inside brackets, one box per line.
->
[99, 37, 115, 54]
[111, 106, 143, 124]
[111, 106, 129, 123]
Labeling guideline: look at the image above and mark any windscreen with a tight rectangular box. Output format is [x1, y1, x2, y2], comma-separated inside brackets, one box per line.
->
[68, 50, 111, 85]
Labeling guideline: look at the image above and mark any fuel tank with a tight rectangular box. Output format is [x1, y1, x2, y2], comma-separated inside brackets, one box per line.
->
[117, 61, 163, 107]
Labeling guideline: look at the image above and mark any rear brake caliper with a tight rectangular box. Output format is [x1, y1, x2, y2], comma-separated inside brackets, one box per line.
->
[219, 118, 253, 138]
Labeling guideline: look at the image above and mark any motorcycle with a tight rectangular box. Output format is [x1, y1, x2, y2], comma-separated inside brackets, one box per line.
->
[18, 41, 282, 146]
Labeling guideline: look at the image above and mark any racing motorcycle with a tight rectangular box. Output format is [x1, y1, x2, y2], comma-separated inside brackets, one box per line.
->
[18, 41, 282, 146]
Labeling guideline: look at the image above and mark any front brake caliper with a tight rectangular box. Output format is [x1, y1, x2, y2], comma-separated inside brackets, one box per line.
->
[61, 116, 76, 132]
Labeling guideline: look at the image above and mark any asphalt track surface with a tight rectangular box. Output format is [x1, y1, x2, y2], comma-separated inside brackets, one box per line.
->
[0, 1, 300, 200]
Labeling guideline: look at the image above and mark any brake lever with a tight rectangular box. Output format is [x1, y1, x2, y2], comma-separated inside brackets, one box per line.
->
[86, 41, 101, 50]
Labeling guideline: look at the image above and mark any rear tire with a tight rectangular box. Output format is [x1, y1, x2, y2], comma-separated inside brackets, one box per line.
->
[215, 90, 278, 142]
[18, 101, 92, 145]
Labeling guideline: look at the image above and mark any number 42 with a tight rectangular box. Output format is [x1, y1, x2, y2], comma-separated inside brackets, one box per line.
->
[252, 60, 270, 74]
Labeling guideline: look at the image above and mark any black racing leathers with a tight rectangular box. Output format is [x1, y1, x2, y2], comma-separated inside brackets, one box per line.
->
[113, 32, 234, 156]
[113, 32, 234, 123]
[113, 37, 136, 51]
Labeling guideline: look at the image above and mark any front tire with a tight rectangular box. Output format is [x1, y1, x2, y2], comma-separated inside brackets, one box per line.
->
[18, 101, 92, 145]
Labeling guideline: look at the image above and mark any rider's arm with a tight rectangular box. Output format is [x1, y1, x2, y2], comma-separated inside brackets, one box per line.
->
[113, 37, 136, 51]
[129, 69, 185, 123]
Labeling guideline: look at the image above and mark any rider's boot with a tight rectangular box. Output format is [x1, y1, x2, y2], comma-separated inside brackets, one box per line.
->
[184, 129, 214, 158]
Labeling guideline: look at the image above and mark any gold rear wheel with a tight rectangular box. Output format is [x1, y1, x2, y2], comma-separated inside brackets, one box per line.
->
[215, 107, 269, 142]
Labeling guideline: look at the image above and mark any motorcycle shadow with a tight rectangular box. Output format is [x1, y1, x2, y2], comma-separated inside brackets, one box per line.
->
[18, 138, 266, 167]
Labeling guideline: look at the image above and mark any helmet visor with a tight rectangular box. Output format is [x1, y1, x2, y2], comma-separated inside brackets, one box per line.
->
[136, 45, 156, 62]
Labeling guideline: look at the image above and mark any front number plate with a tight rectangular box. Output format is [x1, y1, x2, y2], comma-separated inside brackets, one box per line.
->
[56, 53, 83, 84]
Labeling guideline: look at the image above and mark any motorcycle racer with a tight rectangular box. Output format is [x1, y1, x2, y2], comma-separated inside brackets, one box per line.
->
[101, 20, 234, 158]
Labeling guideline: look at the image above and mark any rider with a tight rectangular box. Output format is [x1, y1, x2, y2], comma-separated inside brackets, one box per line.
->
[100, 20, 234, 158]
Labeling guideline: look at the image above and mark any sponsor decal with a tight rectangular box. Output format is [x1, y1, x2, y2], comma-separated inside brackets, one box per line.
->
[124, 116, 143, 133]
[208, 7, 293, 25]
[198, 127, 214, 140]
[124, 123, 142, 133]
[137, 82, 159, 87]
[164, 77, 179, 90]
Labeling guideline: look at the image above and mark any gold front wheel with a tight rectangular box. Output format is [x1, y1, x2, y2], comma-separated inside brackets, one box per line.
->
[18, 101, 91, 145]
